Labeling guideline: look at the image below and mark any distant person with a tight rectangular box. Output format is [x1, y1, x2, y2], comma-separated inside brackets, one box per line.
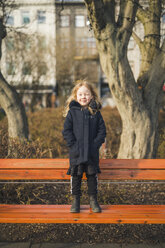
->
[34, 100, 43, 111]
[51, 92, 57, 108]
[62, 80, 106, 213]
[163, 83, 165, 92]
[23, 101, 30, 112]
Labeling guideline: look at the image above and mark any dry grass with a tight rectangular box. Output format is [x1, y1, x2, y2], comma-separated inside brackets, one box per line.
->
[0, 106, 164, 158]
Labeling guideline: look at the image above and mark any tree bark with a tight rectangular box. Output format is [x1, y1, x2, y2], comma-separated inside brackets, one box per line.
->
[99, 46, 160, 158]
[0, 18, 29, 156]
[134, 0, 161, 80]
[84, 0, 165, 158]
[0, 73, 29, 140]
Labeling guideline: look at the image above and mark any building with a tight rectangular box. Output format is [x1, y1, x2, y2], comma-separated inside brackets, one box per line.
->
[1, 0, 165, 108]
[1, 0, 56, 108]
[55, 0, 142, 105]
[55, 0, 101, 105]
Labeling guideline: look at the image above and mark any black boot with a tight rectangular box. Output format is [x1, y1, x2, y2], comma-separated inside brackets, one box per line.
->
[89, 194, 101, 213]
[70, 195, 80, 213]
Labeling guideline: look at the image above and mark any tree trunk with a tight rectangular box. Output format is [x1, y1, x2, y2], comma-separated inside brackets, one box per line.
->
[135, 1, 161, 81]
[97, 40, 163, 158]
[84, 0, 165, 158]
[0, 72, 29, 155]
[118, 109, 159, 158]
[0, 17, 29, 157]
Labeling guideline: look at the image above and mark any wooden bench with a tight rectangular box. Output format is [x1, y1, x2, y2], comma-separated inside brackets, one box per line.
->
[0, 159, 164, 224]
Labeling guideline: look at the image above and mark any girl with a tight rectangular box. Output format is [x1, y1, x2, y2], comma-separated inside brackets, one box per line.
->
[62, 80, 106, 213]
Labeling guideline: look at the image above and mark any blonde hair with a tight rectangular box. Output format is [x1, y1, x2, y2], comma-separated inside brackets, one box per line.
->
[63, 80, 101, 117]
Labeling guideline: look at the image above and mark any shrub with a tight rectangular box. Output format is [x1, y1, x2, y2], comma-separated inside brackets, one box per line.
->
[0, 107, 164, 158]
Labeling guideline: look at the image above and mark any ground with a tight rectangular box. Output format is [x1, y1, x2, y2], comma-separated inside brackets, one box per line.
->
[0, 108, 164, 243]
[0, 182, 164, 244]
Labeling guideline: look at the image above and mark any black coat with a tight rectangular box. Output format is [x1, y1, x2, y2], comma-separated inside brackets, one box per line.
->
[62, 100, 106, 174]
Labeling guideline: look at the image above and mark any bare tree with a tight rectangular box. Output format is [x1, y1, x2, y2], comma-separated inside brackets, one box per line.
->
[5, 31, 55, 110]
[84, 0, 165, 158]
[0, 1, 29, 148]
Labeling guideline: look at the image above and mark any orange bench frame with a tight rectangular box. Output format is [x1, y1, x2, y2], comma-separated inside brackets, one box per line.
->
[0, 159, 165, 224]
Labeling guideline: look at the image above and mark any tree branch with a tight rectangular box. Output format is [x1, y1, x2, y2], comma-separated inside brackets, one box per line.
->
[121, 0, 139, 31]
[116, 0, 139, 49]
[149, 0, 161, 18]
[103, 0, 115, 24]
[136, 4, 149, 25]
[84, 0, 106, 32]
[132, 30, 143, 50]
[117, 0, 126, 27]
[144, 45, 165, 109]
[84, 0, 116, 40]
[135, 0, 161, 81]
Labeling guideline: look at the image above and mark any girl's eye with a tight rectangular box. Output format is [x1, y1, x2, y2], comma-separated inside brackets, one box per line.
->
[78, 92, 91, 97]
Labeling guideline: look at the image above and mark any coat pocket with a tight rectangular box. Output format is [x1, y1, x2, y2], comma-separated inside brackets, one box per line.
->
[91, 142, 99, 153]
[90, 142, 99, 161]
[69, 141, 79, 159]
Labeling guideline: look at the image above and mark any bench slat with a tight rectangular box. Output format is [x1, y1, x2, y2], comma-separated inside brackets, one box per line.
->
[98, 169, 165, 180]
[0, 169, 165, 180]
[0, 159, 164, 224]
[0, 205, 164, 224]
[0, 159, 165, 169]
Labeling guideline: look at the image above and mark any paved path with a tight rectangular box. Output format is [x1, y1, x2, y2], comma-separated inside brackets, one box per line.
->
[0, 243, 165, 248]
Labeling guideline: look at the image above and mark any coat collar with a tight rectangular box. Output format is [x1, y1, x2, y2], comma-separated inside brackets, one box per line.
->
[69, 100, 81, 109]
[69, 99, 101, 111]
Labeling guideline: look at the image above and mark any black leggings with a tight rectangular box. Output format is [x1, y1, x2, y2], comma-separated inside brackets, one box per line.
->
[71, 174, 98, 196]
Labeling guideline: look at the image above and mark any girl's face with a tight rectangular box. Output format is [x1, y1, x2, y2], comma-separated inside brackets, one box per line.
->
[76, 85, 93, 107]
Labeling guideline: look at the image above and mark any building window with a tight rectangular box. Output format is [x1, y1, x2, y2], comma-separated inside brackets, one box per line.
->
[87, 37, 96, 47]
[77, 38, 85, 48]
[6, 15, 14, 26]
[75, 38, 86, 55]
[75, 15, 85, 27]
[38, 62, 47, 75]
[60, 38, 70, 49]
[37, 11, 46, 24]
[22, 11, 30, 24]
[60, 15, 69, 27]
[22, 62, 31, 75]
[87, 37, 96, 54]
[6, 62, 15, 75]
